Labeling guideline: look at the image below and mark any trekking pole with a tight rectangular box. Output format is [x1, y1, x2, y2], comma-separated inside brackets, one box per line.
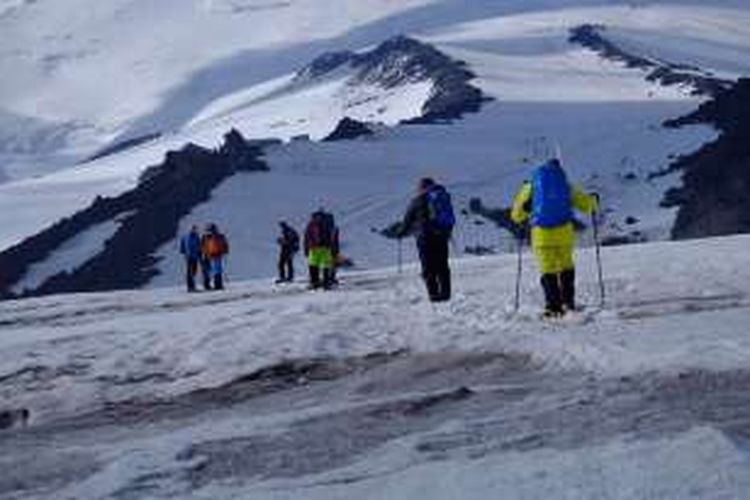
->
[591, 209, 605, 308]
[514, 234, 523, 313]
[397, 237, 403, 274]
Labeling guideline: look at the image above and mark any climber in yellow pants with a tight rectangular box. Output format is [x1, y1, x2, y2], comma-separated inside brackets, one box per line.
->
[511, 159, 598, 316]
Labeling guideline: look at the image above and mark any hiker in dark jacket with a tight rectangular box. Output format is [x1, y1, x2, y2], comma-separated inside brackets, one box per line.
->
[304, 208, 336, 290]
[276, 221, 300, 283]
[179, 225, 202, 292]
[201, 223, 229, 290]
[397, 177, 455, 302]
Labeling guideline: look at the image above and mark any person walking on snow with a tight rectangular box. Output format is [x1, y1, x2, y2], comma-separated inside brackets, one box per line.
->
[179, 225, 202, 292]
[201, 223, 229, 290]
[510, 158, 598, 317]
[304, 208, 336, 290]
[397, 177, 455, 302]
[276, 221, 300, 283]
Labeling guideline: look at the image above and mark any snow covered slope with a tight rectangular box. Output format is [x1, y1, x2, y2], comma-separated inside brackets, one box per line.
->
[2, 234, 750, 498]
[2, 1, 750, 295]
[0, 0, 437, 180]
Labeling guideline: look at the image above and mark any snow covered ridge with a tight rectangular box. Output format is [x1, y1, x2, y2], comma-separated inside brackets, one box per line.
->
[569, 24, 734, 97]
[185, 35, 487, 144]
[0, 0, 438, 181]
[0, 130, 270, 300]
[294, 35, 486, 123]
[87, 36, 485, 164]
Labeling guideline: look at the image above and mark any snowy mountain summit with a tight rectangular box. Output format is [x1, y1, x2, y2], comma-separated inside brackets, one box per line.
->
[294, 35, 485, 122]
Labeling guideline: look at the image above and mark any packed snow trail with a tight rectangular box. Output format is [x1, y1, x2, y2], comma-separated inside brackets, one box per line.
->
[2, 235, 750, 498]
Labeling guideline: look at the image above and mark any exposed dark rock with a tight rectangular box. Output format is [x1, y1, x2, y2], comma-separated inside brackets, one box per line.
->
[297, 35, 488, 124]
[601, 233, 647, 246]
[0, 130, 268, 299]
[625, 216, 640, 225]
[661, 79, 750, 239]
[322, 117, 373, 142]
[467, 198, 526, 239]
[569, 24, 732, 97]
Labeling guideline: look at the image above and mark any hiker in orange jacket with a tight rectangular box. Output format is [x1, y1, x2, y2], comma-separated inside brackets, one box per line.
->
[201, 223, 229, 290]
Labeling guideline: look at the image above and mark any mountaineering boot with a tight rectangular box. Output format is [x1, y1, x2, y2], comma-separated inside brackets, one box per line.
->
[436, 266, 451, 302]
[560, 268, 576, 312]
[540, 273, 563, 316]
[308, 266, 321, 289]
[424, 273, 440, 302]
[214, 274, 224, 290]
[322, 268, 335, 290]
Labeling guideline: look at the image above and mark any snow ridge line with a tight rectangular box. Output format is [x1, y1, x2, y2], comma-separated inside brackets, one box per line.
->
[569, 24, 733, 97]
[0, 131, 268, 300]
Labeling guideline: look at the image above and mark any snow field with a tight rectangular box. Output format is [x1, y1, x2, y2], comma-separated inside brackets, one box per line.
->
[2, 234, 750, 499]
[3, 234, 750, 424]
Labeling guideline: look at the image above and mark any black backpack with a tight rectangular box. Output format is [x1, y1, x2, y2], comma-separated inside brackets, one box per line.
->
[287, 228, 300, 252]
[312, 211, 335, 246]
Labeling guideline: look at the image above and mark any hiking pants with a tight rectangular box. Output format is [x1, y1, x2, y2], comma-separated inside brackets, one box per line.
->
[207, 258, 225, 290]
[185, 257, 199, 291]
[278, 248, 295, 282]
[200, 258, 212, 290]
[417, 233, 451, 302]
[307, 247, 334, 289]
[533, 243, 576, 312]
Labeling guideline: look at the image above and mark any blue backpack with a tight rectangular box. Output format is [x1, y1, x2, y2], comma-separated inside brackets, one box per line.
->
[426, 185, 455, 232]
[531, 161, 572, 228]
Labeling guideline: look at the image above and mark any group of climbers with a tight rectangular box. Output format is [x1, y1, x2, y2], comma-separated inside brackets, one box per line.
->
[179, 223, 229, 292]
[395, 160, 598, 316]
[275, 209, 341, 290]
[179, 209, 340, 292]
[177, 158, 598, 317]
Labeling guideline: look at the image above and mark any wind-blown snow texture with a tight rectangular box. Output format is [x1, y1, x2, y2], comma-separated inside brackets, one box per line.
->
[2, 235, 750, 498]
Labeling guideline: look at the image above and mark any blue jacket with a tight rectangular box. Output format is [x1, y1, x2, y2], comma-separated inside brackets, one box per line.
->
[180, 232, 202, 259]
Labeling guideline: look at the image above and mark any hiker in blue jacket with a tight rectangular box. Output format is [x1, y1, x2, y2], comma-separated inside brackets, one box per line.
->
[179, 225, 202, 292]
[397, 177, 455, 302]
